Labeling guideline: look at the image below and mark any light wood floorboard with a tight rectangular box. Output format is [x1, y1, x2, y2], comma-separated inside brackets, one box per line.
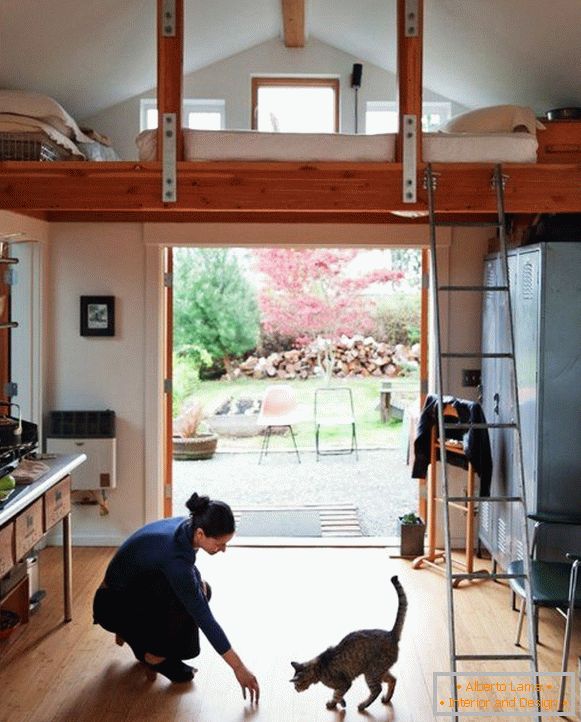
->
[0, 547, 579, 722]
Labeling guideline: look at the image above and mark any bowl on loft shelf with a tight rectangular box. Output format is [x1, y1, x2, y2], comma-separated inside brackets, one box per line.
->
[172, 402, 218, 461]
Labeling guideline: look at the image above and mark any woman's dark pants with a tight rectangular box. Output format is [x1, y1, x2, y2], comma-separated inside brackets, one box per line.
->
[93, 572, 201, 661]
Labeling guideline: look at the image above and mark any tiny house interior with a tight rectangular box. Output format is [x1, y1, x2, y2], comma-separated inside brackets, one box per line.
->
[0, 1, 580, 720]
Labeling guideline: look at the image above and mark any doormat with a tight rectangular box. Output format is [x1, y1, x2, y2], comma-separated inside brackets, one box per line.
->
[233, 504, 362, 537]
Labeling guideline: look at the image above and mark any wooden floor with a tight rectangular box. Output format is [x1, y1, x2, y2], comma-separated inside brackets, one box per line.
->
[0, 546, 579, 722]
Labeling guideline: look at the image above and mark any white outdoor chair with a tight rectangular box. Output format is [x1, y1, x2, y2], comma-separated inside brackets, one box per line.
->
[314, 386, 359, 460]
[257, 385, 302, 464]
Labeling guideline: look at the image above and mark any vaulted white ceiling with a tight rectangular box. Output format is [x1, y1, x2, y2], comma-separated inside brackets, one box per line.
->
[0, 0, 579, 120]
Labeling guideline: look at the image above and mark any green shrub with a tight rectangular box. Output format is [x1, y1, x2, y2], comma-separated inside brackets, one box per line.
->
[173, 344, 212, 417]
[371, 292, 421, 346]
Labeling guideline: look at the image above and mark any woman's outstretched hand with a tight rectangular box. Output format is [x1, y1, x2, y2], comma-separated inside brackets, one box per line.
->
[234, 664, 260, 703]
[223, 649, 260, 704]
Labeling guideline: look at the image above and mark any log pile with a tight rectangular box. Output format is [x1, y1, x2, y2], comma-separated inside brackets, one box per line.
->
[226, 336, 420, 381]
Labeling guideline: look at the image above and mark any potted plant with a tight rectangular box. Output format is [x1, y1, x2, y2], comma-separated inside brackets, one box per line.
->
[398, 512, 426, 557]
[172, 402, 218, 460]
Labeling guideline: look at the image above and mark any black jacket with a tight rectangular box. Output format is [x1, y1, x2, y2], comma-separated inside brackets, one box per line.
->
[411, 395, 493, 497]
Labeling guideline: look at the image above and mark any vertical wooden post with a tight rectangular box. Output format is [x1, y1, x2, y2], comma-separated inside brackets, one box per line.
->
[396, 0, 423, 163]
[163, 248, 173, 518]
[157, 0, 184, 161]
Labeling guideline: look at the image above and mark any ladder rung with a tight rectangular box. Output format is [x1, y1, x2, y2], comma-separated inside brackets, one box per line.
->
[447, 495, 522, 503]
[455, 654, 534, 661]
[434, 221, 502, 228]
[442, 422, 517, 430]
[439, 285, 509, 292]
[451, 572, 526, 581]
[442, 352, 513, 358]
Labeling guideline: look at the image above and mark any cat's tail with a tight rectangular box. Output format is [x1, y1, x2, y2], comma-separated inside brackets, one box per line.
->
[390, 575, 408, 642]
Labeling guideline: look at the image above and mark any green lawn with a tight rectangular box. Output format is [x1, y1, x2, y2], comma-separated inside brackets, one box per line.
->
[190, 375, 419, 451]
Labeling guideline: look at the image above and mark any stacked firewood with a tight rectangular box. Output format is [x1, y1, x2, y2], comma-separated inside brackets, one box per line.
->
[226, 336, 420, 381]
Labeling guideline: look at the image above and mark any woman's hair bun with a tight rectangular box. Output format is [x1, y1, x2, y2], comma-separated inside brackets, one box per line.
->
[185, 493, 211, 514]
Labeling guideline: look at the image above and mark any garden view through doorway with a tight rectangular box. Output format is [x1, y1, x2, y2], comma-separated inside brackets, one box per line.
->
[170, 246, 423, 539]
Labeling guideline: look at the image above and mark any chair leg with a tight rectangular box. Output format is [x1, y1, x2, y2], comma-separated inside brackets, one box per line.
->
[258, 426, 272, 464]
[315, 425, 320, 461]
[515, 596, 526, 646]
[288, 425, 301, 463]
[558, 560, 578, 712]
[351, 423, 359, 460]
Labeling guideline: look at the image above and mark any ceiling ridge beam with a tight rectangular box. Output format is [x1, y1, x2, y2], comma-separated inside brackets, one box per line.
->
[282, 0, 305, 48]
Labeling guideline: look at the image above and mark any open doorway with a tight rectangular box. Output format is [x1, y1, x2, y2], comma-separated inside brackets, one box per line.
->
[165, 245, 428, 542]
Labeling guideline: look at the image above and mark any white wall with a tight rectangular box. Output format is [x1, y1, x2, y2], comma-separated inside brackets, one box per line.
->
[47, 223, 146, 544]
[82, 36, 465, 160]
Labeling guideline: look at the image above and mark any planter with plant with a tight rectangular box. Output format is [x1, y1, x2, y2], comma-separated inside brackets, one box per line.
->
[172, 402, 218, 460]
[398, 512, 426, 557]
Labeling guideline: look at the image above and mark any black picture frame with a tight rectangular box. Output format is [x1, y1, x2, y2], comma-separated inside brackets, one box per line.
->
[80, 296, 115, 337]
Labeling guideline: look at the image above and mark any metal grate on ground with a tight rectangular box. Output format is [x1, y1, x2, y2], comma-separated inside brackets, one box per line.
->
[232, 503, 362, 537]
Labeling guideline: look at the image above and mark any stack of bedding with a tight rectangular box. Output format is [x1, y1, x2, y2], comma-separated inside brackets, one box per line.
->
[0, 90, 119, 161]
[136, 105, 541, 164]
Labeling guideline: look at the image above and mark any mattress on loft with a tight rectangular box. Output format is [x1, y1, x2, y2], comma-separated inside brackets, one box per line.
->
[424, 131, 538, 163]
[136, 129, 397, 162]
[135, 129, 538, 163]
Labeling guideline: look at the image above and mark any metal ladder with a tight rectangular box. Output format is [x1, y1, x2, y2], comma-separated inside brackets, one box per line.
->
[425, 164, 541, 720]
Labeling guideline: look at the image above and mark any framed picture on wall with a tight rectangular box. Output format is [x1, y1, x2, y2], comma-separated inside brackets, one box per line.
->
[80, 295, 115, 337]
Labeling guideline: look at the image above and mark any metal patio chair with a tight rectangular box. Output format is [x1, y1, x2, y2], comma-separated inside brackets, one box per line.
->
[314, 386, 358, 460]
[257, 384, 302, 464]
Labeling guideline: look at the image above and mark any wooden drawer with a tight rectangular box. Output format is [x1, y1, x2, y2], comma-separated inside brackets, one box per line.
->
[15, 499, 44, 561]
[44, 476, 71, 530]
[537, 120, 581, 162]
[0, 522, 14, 577]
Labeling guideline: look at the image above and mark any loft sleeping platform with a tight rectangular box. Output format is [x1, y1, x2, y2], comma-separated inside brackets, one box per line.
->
[0, 0, 580, 222]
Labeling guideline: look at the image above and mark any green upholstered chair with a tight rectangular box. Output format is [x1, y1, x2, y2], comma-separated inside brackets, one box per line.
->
[508, 512, 581, 711]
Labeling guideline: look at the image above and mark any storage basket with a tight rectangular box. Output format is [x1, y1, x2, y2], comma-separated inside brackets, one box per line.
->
[0, 132, 74, 161]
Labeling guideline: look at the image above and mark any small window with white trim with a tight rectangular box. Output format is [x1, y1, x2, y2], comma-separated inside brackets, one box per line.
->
[139, 99, 225, 131]
[365, 101, 452, 134]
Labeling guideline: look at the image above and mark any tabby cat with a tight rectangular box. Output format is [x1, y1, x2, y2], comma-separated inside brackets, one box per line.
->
[290, 575, 407, 711]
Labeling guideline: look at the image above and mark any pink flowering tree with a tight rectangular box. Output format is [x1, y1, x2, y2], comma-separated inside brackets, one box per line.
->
[253, 248, 404, 381]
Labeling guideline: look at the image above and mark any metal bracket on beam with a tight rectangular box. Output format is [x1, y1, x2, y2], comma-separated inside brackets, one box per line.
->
[402, 114, 417, 203]
[162, 113, 177, 203]
[404, 0, 419, 37]
[162, 0, 176, 37]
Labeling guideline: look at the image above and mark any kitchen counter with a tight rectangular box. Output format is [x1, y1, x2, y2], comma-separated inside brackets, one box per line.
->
[0, 453, 86, 625]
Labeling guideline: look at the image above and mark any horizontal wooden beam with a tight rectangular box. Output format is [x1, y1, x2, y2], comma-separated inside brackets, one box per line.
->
[1, 161, 580, 215]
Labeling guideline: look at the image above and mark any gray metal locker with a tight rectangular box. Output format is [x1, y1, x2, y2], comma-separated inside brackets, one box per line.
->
[480, 242, 581, 565]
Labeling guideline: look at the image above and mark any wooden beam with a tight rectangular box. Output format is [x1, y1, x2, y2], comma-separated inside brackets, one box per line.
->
[396, 0, 423, 162]
[282, 0, 305, 47]
[1, 161, 581, 215]
[157, 0, 184, 161]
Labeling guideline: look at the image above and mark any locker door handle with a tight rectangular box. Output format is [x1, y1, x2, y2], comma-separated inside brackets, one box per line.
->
[493, 393, 500, 415]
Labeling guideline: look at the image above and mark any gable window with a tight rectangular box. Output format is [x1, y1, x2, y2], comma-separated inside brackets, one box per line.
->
[365, 101, 452, 134]
[251, 77, 339, 133]
[139, 99, 225, 131]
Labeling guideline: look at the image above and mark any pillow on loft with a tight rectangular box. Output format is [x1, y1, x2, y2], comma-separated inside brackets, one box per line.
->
[0, 89, 93, 143]
[439, 105, 545, 135]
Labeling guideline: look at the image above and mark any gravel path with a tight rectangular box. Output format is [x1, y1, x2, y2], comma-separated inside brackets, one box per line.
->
[172, 447, 417, 537]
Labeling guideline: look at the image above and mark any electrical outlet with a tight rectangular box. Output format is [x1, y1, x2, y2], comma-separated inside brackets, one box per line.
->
[462, 369, 481, 387]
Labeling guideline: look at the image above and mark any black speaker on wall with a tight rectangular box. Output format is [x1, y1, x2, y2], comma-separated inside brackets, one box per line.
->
[351, 63, 363, 89]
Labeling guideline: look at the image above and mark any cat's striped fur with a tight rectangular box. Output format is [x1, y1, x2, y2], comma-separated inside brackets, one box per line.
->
[290, 575, 407, 711]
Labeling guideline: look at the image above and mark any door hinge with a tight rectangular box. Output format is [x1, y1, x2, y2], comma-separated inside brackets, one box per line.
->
[164, 272, 173, 288]
[164, 484, 172, 499]
[164, 378, 172, 394]
[421, 272, 430, 289]
[3, 382, 18, 397]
